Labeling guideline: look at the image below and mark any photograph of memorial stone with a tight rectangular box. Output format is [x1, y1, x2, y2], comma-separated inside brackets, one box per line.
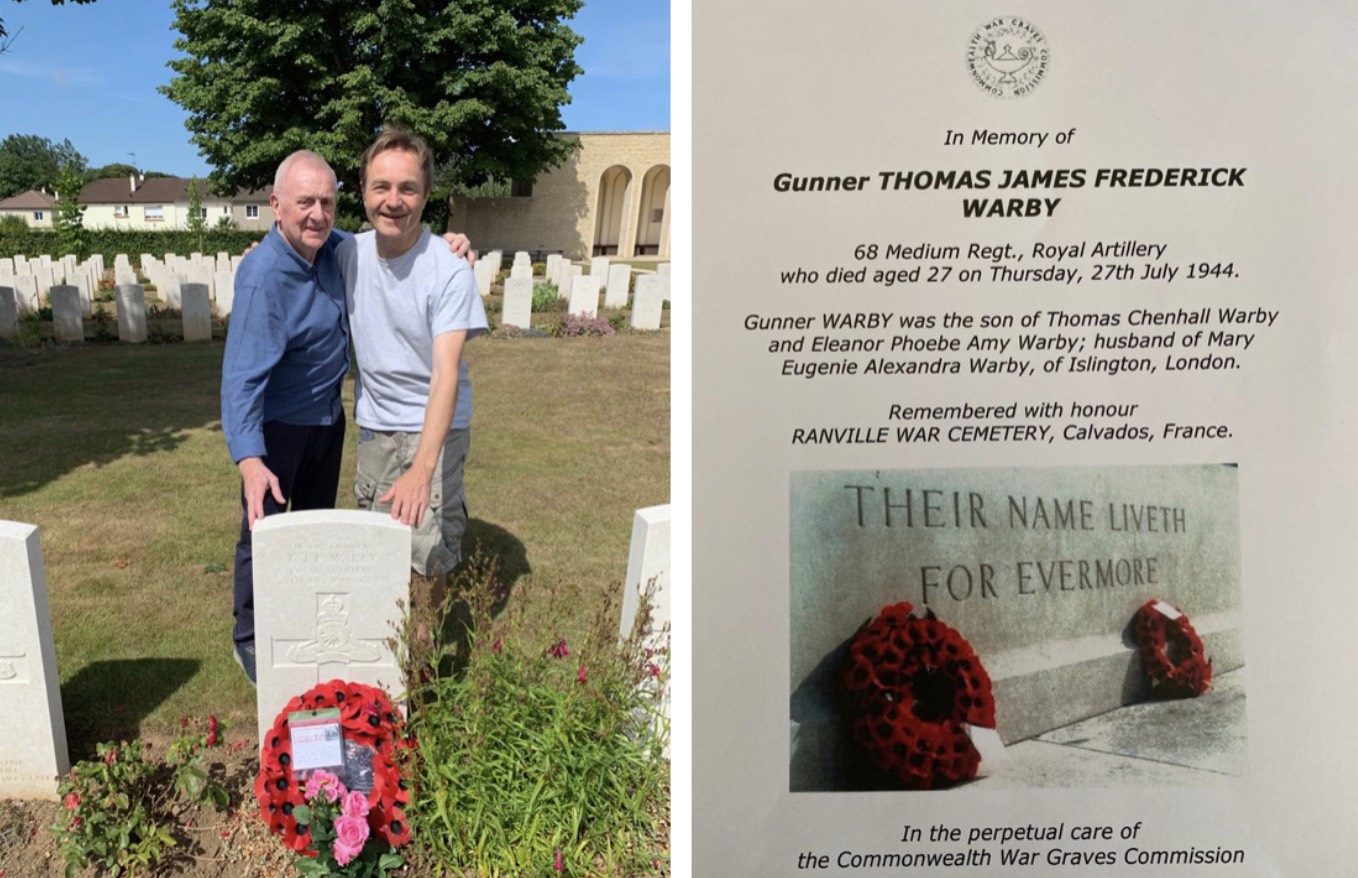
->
[789, 465, 1244, 791]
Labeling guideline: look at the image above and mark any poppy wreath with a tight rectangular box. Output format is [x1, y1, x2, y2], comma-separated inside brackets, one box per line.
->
[255, 680, 412, 853]
[842, 602, 996, 789]
[1131, 600, 1212, 696]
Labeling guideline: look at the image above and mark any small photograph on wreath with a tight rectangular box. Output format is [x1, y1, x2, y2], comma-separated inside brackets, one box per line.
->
[789, 464, 1243, 791]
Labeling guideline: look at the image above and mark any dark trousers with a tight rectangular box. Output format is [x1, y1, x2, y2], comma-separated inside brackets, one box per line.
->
[232, 415, 346, 644]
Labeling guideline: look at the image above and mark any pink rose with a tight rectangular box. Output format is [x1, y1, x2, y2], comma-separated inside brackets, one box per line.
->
[341, 790, 370, 818]
[63, 792, 79, 811]
[332, 814, 370, 866]
[304, 769, 346, 802]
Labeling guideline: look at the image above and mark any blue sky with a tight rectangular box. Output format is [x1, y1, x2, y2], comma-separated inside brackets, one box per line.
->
[0, 0, 670, 177]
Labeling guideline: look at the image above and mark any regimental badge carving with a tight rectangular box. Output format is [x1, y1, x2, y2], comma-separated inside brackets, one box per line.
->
[287, 595, 382, 665]
[967, 17, 1050, 99]
[0, 660, 16, 680]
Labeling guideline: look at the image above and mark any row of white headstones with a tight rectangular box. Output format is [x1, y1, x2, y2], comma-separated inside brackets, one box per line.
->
[0, 251, 672, 341]
[0, 506, 670, 799]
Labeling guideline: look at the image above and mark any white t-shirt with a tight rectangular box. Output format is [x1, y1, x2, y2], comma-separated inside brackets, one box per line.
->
[338, 229, 488, 431]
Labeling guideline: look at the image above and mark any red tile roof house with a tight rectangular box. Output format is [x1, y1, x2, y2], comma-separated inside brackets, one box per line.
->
[78, 176, 273, 231]
[0, 189, 58, 228]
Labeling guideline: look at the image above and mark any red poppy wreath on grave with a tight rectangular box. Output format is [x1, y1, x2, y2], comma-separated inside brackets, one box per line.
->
[842, 602, 996, 789]
[1131, 600, 1212, 696]
[255, 680, 412, 853]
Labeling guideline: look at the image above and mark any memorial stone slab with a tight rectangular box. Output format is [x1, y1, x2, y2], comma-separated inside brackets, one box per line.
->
[214, 271, 236, 316]
[231, 254, 244, 272]
[630, 275, 664, 330]
[116, 284, 148, 343]
[35, 264, 55, 300]
[509, 264, 532, 282]
[252, 510, 412, 742]
[486, 251, 503, 281]
[13, 275, 38, 316]
[545, 254, 562, 287]
[181, 283, 212, 341]
[115, 265, 138, 287]
[605, 264, 632, 308]
[513, 251, 531, 267]
[619, 505, 672, 755]
[50, 286, 83, 342]
[589, 256, 611, 287]
[473, 260, 495, 297]
[0, 287, 17, 339]
[163, 275, 185, 309]
[568, 275, 601, 318]
[37, 255, 52, 269]
[0, 257, 13, 279]
[502, 277, 533, 329]
[140, 254, 155, 272]
[562, 264, 583, 298]
[0, 521, 70, 799]
[10, 255, 26, 275]
[788, 465, 1244, 791]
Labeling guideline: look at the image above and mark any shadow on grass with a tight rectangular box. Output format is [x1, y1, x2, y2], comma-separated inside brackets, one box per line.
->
[0, 344, 225, 500]
[61, 657, 200, 756]
[439, 520, 529, 676]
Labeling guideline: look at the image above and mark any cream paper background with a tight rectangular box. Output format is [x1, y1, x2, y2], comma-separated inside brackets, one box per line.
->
[693, 1, 1358, 873]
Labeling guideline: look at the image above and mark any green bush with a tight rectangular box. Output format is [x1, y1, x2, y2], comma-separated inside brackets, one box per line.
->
[0, 228, 266, 263]
[401, 561, 669, 877]
[531, 282, 565, 313]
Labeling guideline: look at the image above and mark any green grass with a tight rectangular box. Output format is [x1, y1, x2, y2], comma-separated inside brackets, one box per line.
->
[0, 332, 669, 754]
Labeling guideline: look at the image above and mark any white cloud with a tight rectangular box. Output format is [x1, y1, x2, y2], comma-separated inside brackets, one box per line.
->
[0, 57, 103, 89]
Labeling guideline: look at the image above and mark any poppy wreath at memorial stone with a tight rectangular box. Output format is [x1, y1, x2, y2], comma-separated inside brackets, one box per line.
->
[842, 602, 996, 789]
[256, 680, 413, 859]
[1131, 599, 1212, 696]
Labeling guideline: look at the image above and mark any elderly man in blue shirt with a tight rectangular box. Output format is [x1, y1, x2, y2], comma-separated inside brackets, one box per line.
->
[221, 149, 470, 684]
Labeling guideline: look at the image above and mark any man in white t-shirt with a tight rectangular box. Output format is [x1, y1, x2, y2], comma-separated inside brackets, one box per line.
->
[337, 128, 488, 633]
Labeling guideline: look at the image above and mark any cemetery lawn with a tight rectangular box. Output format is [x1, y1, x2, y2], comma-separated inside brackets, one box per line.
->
[0, 332, 669, 754]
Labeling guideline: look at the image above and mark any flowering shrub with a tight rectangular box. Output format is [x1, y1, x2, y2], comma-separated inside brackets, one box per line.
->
[400, 560, 669, 876]
[50, 717, 230, 876]
[556, 313, 616, 337]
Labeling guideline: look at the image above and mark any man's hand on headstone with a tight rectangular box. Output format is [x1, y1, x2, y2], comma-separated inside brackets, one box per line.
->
[238, 456, 284, 530]
[379, 470, 430, 529]
[442, 232, 476, 266]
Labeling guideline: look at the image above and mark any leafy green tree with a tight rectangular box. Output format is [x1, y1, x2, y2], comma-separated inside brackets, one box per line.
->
[0, 134, 86, 198]
[186, 175, 207, 246]
[85, 162, 139, 182]
[162, 0, 583, 226]
[1, 0, 97, 54]
[53, 160, 88, 258]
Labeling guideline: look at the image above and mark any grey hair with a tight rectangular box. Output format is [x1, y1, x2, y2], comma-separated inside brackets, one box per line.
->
[273, 150, 338, 194]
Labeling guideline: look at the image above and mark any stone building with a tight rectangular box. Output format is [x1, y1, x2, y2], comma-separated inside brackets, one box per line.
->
[449, 132, 670, 261]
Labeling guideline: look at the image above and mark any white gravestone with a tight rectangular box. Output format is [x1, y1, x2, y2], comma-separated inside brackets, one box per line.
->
[50, 286, 83, 342]
[181, 283, 212, 341]
[214, 271, 236, 317]
[163, 275, 185, 309]
[0, 287, 17, 339]
[618, 505, 671, 755]
[513, 250, 531, 268]
[502, 277, 534, 329]
[0, 521, 71, 798]
[568, 275, 601, 318]
[12, 276, 38, 316]
[509, 264, 532, 282]
[605, 264, 631, 308]
[589, 256, 611, 289]
[561, 264, 582, 299]
[116, 284, 148, 343]
[473, 260, 495, 297]
[630, 275, 664, 330]
[0, 257, 13, 279]
[252, 511, 412, 742]
[545, 255, 562, 287]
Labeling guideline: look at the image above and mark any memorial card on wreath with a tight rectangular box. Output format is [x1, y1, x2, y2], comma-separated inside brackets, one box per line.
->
[692, 2, 1358, 874]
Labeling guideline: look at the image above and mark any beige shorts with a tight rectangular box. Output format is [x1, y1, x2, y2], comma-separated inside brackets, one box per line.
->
[355, 427, 470, 576]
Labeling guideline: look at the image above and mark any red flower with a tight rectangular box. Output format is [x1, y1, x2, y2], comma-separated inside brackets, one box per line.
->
[555, 848, 564, 872]
[577, 664, 587, 685]
[492, 636, 503, 653]
[63, 792, 79, 811]
[647, 662, 661, 678]
[103, 749, 117, 765]
[547, 638, 569, 659]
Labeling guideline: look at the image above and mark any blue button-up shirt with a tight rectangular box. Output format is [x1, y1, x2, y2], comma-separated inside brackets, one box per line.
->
[221, 226, 351, 463]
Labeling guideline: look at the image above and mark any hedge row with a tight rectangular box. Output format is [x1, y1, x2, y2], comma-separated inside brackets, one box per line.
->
[0, 229, 267, 264]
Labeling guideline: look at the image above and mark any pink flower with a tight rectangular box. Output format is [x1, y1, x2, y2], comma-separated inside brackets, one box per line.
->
[647, 662, 661, 678]
[577, 663, 587, 685]
[333, 814, 370, 866]
[547, 638, 569, 659]
[304, 769, 346, 802]
[555, 848, 564, 872]
[492, 636, 503, 653]
[341, 790, 370, 818]
[103, 749, 117, 765]
[63, 792, 79, 811]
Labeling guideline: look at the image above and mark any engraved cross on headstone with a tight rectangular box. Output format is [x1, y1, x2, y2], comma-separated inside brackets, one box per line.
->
[272, 593, 387, 683]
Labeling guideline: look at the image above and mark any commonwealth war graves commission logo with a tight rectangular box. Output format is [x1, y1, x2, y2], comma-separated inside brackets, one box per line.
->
[967, 17, 1049, 98]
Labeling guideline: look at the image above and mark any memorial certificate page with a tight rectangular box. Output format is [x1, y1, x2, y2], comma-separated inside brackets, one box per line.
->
[693, 2, 1358, 874]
